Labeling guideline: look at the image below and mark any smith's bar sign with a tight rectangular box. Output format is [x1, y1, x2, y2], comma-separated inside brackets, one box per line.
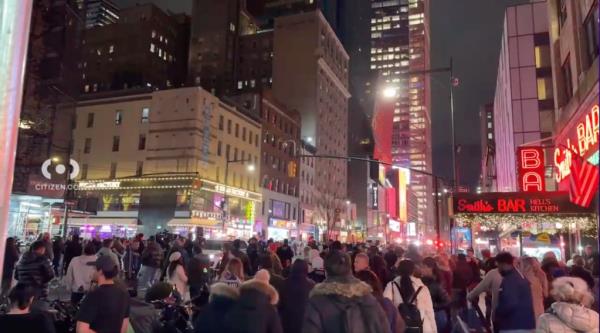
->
[452, 192, 593, 214]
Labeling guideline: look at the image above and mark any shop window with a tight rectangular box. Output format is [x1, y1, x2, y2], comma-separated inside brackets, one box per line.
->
[584, 4, 599, 66]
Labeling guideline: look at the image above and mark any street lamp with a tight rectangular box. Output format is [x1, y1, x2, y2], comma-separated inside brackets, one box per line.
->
[222, 158, 255, 233]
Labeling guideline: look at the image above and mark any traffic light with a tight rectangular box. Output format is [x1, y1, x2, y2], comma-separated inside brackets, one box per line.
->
[287, 160, 297, 177]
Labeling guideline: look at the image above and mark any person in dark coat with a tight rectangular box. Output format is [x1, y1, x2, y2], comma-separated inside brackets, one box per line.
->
[279, 260, 315, 333]
[52, 237, 64, 275]
[494, 252, 536, 332]
[258, 253, 285, 296]
[422, 257, 451, 332]
[2, 237, 20, 296]
[194, 282, 239, 333]
[63, 235, 82, 275]
[569, 255, 595, 290]
[276, 239, 295, 269]
[14, 241, 55, 300]
[247, 237, 260, 274]
[188, 251, 211, 306]
[355, 269, 405, 333]
[225, 269, 283, 333]
[302, 251, 392, 333]
[452, 253, 474, 310]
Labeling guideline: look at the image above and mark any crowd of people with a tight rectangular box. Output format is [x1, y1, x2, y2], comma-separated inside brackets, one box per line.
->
[0, 231, 599, 333]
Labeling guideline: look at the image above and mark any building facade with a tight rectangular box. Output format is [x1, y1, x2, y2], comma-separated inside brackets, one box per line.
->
[272, 11, 350, 239]
[83, 0, 119, 28]
[546, 0, 598, 193]
[369, 0, 432, 234]
[236, 30, 274, 93]
[493, 1, 556, 192]
[71, 87, 262, 237]
[479, 103, 497, 192]
[80, 4, 189, 95]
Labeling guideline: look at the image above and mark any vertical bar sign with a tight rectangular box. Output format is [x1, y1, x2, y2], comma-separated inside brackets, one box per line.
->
[517, 146, 546, 192]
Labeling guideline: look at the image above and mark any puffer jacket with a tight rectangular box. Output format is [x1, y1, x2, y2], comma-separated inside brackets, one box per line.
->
[194, 283, 239, 333]
[224, 280, 283, 333]
[536, 302, 599, 333]
[303, 279, 392, 333]
[14, 251, 55, 298]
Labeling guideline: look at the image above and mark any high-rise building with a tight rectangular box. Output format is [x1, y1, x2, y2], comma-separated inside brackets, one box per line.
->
[272, 11, 350, 240]
[83, 0, 119, 28]
[80, 4, 190, 94]
[369, 0, 432, 234]
[479, 103, 496, 192]
[493, 1, 555, 192]
[13, 0, 85, 195]
[235, 30, 274, 93]
[546, 0, 598, 192]
[247, 0, 341, 34]
[188, 0, 258, 96]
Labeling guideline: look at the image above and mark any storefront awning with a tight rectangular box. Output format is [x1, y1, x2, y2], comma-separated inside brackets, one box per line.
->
[68, 218, 138, 226]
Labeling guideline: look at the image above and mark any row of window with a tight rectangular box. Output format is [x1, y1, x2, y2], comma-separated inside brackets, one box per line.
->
[217, 115, 259, 147]
[149, 43, 175, 62]
[85, 108, 150, 128]
[79, 161, 144, 180]
[216, 141, 258, 165]
[82, 133, 146, 154]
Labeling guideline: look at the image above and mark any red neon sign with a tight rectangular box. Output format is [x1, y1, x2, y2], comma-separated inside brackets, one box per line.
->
[517, 146, 546, 192]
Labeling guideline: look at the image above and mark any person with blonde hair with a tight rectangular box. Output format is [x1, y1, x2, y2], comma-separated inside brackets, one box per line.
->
[536, 276, 599, 332]
[219, 257, 244, 289]
[519, 256, 548, 321]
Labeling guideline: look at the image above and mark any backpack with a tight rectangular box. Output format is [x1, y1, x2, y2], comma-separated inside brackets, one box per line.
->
[393, 281, 424, 333]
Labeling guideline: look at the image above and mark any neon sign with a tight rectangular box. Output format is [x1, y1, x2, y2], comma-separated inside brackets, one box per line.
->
[555, 104, 599, 184]
[452, 192, 591, 214]
[517, 147, 545, 192]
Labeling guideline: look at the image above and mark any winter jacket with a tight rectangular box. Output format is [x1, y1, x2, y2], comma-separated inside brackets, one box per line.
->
[219, 270, 243, 289]
[194, 283, 239, 333]
[569, 266, 595, 290]
[383, 276, 437, 333]
[438, 268, 453, 296]
[231, 248, 253, 276]
[468, 268, 502, 319]
[225, 280, 283, 333]
[2, 245, 19, 280]
[123, 248, 141, 276]
[15, 251, 55, 298]
[536, 302, 599, 333]
[452, 261, 474, 290]
[303, 279, 392, 333]
[276, 246, 294, 265]
[421, 276, 451, 311]
[377, 296, 405, 333]
[524, 271, 546, 320]
[63, 240, 82, 272]
[264, 268, 285, 297]
[495, 268, 536, 331]
[64, 254, 96, 293]
[141, 241, 163, 268]
[280, 261, 315, 333]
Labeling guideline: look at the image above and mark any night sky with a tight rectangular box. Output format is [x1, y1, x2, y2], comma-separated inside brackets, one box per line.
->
[115, 0, 529, 189]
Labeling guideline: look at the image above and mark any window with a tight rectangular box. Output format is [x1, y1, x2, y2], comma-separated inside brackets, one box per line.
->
[152, 30, 156, 38]
[242, 127, 246, 141]
[136, 161, 143, 176]
[234, 148, 238, 160]
[150, 43, 155, 53]
[138, 134, 146, 150]
[84, 84, 90, 92]
[112, 136, 120, 152]
[537, 76, 554, 100]
[584, 5, 599, 66]
[235, 123, 239, 137]
[115, 110, 123, 125]
[226, 144, 230, 159]
[87, 113, 94, 128]
[249, 131, 253, 145]
[141, 107, 150, 123]
[84, 138, 91, 154]
[487, 122, 492, 129]
[227, 119, 232, 134]
[110, 162, 117, 178]
[109, 45, 114, 53]
[562, 57, 573, 101]
[219, 115, 224, 130]
[241, 151, 245, 161]
[229, 22, 235, 32]
[487, 133, 493, 140]
[237, 81, 243, 90]
[534, 45, 551, 68]
[217, 141, 222, 156]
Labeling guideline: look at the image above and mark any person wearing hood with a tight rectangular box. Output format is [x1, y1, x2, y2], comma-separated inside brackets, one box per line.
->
[356, 269, 405, 333]
[537, 276, 599, 333]
[384, 259, 437, 333]
[15, 241, 55, 301]
[225, 269, 283, 333]
[303, 251, 392, 333]
[280, 259, 315, 333]
[194, 282, 239, 333]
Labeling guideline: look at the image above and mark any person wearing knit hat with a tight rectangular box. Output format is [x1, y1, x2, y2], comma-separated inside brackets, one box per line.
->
[224, 269, 283, 333]
[303, 251, 392, 333]
[537, 276, 599, 332]
[166, 251, 189, 301]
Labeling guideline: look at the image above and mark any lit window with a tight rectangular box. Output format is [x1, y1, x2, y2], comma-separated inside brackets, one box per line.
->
[158, 48, 162, 57]
[109, 45, 114, 53]
[92, 83, 98, 92]
[487, 133, 493, 140]
[163, 52, 166, 60]
[150, 43, 155, 53]
[84, 84, 89, 92]
[159, 35, 163, 42]
[152, 30, 156, 38]
[487, 122, 492, 129]
[250, 79, 256, 88]
[141, 107, 150, 123]
[237, 81, 243, 90]
[165, 38, 168, 45]
[229, 22, 235, 32]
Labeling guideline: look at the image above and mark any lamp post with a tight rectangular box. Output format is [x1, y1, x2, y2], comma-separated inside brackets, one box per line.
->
[222, 158, 255, 234]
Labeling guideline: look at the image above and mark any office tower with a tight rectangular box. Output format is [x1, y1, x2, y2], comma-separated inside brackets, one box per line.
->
[370, 0, 432, 233]
[188, 0, 257, 96]
[247, 0, 341, 34]
[83, 0, 119, 28]
[479, 103, 497, 192]
[272, 11, 350, 239]
[493, 1, 555, 192]
[80, 3, 190, 94]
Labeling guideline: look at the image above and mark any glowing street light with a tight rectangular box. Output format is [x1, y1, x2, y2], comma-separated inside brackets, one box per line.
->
[246, 164, 256, 172]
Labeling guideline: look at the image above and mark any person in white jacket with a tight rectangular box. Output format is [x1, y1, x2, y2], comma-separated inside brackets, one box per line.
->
[167, 251, 189, 301]
[384, 259, 437, 333]
[64, 242, 97, 304]
[536, 276, 599, 333]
